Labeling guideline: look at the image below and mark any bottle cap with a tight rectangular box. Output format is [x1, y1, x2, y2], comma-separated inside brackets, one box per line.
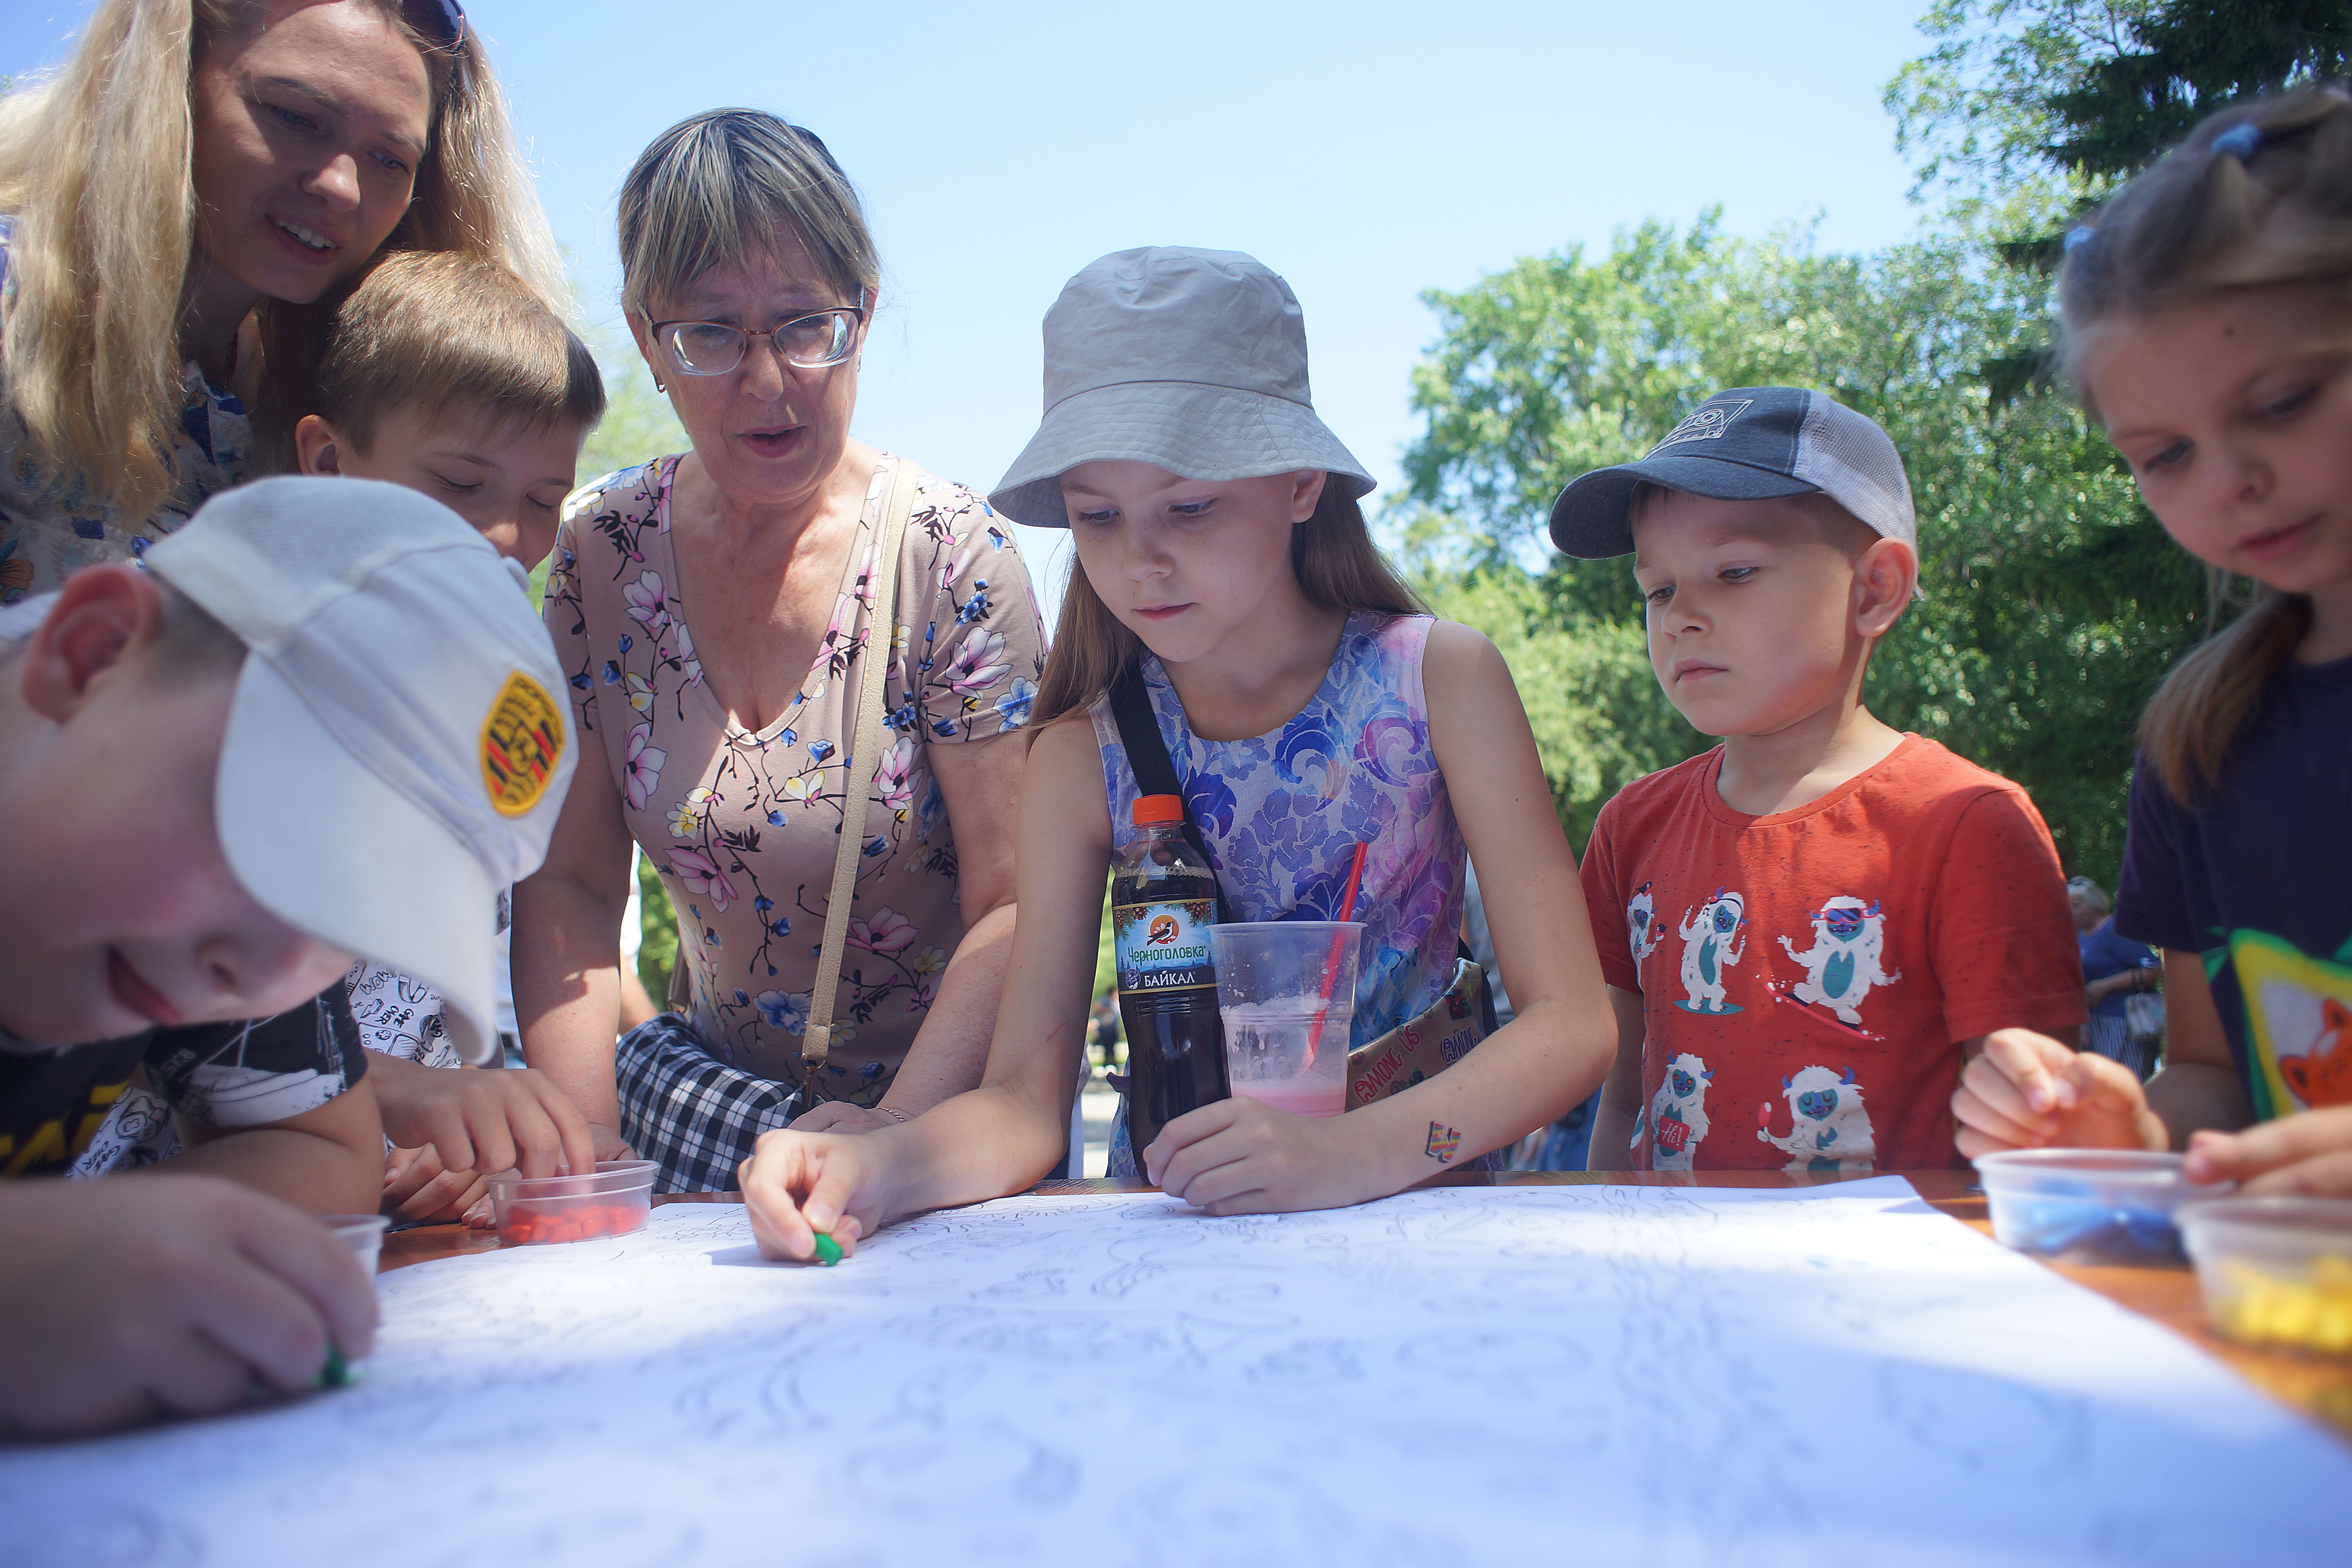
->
[1133, 795, 1185, 826]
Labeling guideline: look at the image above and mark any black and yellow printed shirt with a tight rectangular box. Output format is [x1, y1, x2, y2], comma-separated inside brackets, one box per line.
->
[0, 988, 365, 1178]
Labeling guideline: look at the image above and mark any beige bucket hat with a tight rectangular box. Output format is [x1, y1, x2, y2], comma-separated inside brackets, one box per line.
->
[990, 247, 1374, 527]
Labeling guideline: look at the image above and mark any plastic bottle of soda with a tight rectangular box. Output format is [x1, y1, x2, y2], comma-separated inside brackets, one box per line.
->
[1111, 795, 1229, 1155]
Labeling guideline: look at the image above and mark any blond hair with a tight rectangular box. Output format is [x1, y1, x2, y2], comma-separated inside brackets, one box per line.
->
[2058, 85, 2352, 802]
[1032, 481, 1426, 726]
[0, 0, 565, 523]
[618, 109, 878, 318]
[315, 251, 604, 453]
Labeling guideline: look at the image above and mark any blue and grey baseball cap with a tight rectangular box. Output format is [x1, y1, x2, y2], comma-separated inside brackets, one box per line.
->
[1548, 387, 1915, 559]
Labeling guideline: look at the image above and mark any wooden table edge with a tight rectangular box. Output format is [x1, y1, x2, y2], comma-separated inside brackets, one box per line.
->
[379, 1167, 2352, 1441]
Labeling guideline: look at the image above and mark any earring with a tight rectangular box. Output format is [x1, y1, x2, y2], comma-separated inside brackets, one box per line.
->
[654, 375, 667, 394]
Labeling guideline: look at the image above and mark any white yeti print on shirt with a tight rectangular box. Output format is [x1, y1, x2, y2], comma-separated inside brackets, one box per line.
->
[1777, 896, 1901, 1031]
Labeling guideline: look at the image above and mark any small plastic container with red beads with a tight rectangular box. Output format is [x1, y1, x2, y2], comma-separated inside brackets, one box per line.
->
[485, 1160, 657, 1246]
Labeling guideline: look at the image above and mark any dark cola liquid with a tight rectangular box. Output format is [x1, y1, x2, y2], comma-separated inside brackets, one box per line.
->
[1112, 857, 1229, 1157]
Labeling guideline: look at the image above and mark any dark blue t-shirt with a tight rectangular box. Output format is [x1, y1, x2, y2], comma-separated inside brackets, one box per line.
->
[2077, 918, 2156, 1021]
[2115, 653, 2352, 1120]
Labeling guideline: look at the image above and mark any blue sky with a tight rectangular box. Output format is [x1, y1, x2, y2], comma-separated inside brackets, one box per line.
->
[8, 0, 1941, 595]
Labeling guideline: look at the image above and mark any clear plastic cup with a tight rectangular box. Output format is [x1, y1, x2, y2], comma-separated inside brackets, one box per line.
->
[485, 1160, 657, 1246]
[1209, 922, 1363, 1119]
[2180, 1196, 2352, 1357]
[1972, 1148, 2216, 1266]
[321, 1213, 390, 1277]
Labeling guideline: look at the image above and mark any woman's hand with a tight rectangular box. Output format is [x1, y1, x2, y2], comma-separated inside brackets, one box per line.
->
[1143, 1098, 1370, 1215]
[2185, 1108, 2352, 1195]
[1952, 1027, 2168, 1159]
[788, 1102, 904, 1135]
[368, 1053, 600, 1180]
[737, 1130, 894, 1261]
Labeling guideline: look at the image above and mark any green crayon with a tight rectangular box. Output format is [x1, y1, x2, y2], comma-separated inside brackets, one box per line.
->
[313, 1344, 354, 1390]
[810, 1231, 843, 1267]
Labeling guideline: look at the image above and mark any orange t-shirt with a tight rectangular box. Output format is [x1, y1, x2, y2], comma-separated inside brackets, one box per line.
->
[1578, 735, 2083, 1172]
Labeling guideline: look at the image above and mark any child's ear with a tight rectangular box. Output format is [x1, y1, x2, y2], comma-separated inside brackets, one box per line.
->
[1289, 468, 1330, 525]
[294, 414, 344, 476]
[1851, 537, 1917, 637]
[19, 564, 169, 720]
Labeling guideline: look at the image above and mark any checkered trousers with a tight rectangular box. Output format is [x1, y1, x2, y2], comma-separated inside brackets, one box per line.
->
[614, 1015, 807, 1193]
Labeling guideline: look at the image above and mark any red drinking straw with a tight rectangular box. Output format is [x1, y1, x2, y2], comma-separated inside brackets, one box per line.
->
[1303, 842, 1369, 1068]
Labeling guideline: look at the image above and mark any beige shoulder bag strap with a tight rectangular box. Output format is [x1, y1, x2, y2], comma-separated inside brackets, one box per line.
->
[802, 459, 918, 1069]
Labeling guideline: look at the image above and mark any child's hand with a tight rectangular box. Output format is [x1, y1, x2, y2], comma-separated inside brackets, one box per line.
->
[2185, 1107, 2352, 1195]
[0, 1175, 378, 1437]
[370, 1056, 599, 1181]
[380, 1143, 490, 1225]
[736, 1132, 881, 1263]
[1952, 1028, 2167, 1159]
[788, 1101, 904, 1135]
[1143, 1099, 1366, 1215]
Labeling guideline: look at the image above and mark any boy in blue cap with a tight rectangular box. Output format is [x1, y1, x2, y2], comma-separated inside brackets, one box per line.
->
[1556, 388, 2083, 1173]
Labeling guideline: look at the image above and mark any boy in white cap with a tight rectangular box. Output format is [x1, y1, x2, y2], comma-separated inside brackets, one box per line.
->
[0, 476, 580, 1436]
[1557, 388, 2082, 1174]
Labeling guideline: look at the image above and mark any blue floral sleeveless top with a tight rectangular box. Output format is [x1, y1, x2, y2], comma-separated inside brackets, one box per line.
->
[1090, 612, 1468, 1049]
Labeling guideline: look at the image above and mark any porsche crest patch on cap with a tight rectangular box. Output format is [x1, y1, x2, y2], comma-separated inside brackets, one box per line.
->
[481, 670, 565, 817]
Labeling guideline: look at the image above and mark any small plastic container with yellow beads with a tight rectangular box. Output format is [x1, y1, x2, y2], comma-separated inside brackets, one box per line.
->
[2180, 1197, 2352, 1358]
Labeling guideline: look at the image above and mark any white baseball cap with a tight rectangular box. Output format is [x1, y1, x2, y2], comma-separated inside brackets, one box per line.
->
[143, 477, 576, 1066]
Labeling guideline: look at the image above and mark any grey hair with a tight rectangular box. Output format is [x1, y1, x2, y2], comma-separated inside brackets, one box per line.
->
[617, 109, 878, 317]
[2064, 876, 2112, 916]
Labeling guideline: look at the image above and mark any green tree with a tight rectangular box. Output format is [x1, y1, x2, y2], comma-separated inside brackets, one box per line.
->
[579, 340, 688, 490]
[1887, 1, 2352, 262]
[1399, 217, 2204, 879]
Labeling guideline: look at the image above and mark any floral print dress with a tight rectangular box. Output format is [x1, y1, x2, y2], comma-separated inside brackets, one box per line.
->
[548, 454, 1045, 1103]
[1092, 613, 1469, 1047]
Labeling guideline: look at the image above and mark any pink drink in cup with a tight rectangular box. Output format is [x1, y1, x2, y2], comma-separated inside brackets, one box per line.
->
[1210, 922, 1363, 1118]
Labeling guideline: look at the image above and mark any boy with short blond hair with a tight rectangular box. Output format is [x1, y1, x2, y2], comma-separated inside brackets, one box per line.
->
[290, 250, 612, 1223]
[298, 249, 606, 578]
[1559, 387, 2083, 1173]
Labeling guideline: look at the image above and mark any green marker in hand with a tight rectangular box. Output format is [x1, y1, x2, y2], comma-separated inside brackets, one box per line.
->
[809, 1231, 843, 1267]
[313, 1344, 355, 1389]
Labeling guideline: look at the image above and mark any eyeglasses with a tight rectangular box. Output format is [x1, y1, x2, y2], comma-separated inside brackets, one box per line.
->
[399, 0, 466, 50]
[649, 303, 869, 376]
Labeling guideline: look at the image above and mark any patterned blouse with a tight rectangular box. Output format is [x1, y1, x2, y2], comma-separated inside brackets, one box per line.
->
[1091, 612, 1468, 1049]
[548, 454, 1045, 1102]
[0, 221, 253, 601]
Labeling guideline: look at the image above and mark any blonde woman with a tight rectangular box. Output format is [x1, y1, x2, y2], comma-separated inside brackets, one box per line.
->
[0, 0, 561, 599]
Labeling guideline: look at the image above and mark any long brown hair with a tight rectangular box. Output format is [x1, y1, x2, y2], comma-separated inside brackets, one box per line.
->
[2058, 84, 2352, 802]
[1031, 477, 1426, 726]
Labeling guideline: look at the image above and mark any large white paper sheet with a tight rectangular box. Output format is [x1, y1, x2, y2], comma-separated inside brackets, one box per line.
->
[2, 1177, 2345, 1566]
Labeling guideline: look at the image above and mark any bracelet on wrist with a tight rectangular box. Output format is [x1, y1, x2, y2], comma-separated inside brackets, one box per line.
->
[875, 1105, 910, 1123]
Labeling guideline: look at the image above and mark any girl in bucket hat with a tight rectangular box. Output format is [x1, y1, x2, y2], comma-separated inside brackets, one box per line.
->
[737, 247, 1616, 1249]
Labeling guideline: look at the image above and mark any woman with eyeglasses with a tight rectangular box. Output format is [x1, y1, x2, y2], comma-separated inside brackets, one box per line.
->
[514, 110, 1045, 1191]
[0, 0, 555, 600]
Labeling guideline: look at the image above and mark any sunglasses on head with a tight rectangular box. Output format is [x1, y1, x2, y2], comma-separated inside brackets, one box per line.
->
[399, 0, 466, 49]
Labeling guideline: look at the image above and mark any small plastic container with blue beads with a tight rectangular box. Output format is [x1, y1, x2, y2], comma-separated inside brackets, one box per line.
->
[1973, 1148, 2221, 1266]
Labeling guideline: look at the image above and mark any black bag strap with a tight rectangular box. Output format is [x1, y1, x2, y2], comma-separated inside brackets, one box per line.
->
[1107, 664, 1231, 924]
